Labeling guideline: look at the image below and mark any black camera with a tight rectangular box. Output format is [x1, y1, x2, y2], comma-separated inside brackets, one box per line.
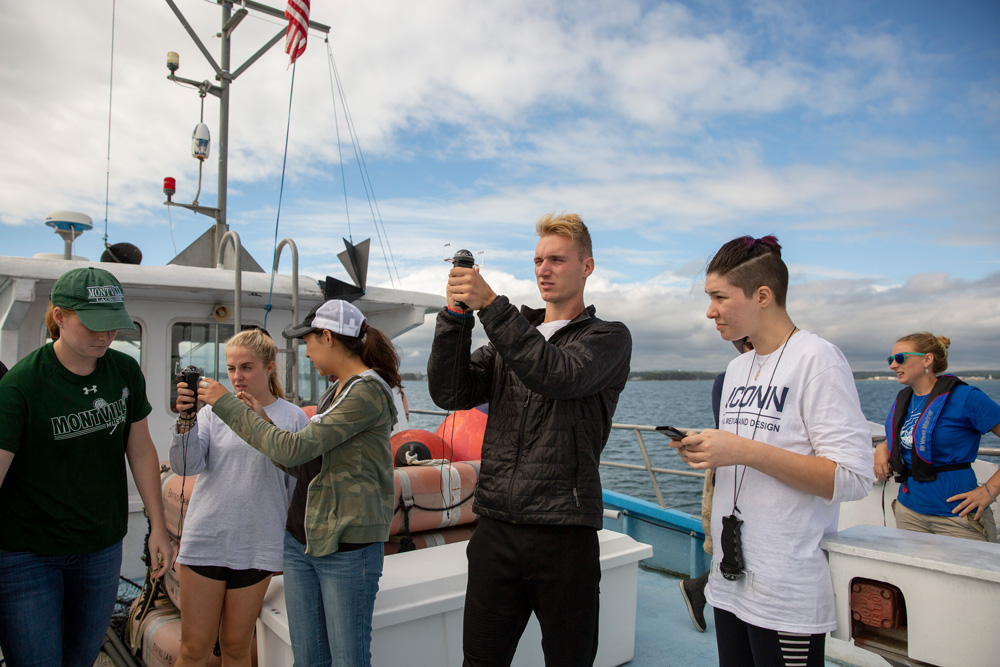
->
[177, 364, 204, 417]
[719, 513, 745, 581]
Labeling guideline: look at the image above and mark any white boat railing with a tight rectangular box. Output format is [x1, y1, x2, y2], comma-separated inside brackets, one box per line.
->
[272, 238, 299, 402]
[409, 409, 702, 508]
[409, 408, 1000, 511]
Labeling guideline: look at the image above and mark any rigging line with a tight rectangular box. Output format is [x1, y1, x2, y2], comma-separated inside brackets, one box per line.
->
[167, 202, 178, 256]
[264, 61, 298, 329]
[102, 0, 117, 248]
[324, 38, 352, 243]
[334, 58, 401, 287]
[327, 45, 400, 288]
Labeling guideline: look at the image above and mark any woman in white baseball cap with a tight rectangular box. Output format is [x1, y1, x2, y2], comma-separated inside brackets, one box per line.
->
[197, 299, 401, 666]
[0, 267, 172, 666]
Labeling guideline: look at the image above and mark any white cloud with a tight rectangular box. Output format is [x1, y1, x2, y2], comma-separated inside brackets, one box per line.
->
[2, 1, 998, 378]
[391, 262, 1000, 375]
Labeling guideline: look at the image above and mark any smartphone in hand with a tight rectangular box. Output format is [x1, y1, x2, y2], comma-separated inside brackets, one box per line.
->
[655, 425, 686, 440]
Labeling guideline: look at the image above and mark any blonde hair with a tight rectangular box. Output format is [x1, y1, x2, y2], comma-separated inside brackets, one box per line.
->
[897, 331, 951, 374]
[226, 328, 284, 399]
[536, 212, 593, 261]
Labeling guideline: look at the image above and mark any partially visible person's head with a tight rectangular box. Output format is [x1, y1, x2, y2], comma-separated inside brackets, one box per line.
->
[536, 212, 593, 261]
[533, 213, 595, 310]
[47, 267, 135, 341]
[706, 236, 789, 308]
[283, 300, 401, 389]
[895, 331, 950, 374]
[227, 327, 283, 399]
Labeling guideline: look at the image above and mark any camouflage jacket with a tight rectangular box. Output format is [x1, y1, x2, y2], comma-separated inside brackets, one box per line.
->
[212, 370, 396, 556]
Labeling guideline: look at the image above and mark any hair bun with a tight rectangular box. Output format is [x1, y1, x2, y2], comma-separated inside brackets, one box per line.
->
[740, 235, 782, 256]
[937, 335, 951, 350]
[757, 235, 781, 255]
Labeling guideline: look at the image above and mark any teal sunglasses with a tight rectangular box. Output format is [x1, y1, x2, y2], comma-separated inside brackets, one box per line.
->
[887, 352, 926, 366]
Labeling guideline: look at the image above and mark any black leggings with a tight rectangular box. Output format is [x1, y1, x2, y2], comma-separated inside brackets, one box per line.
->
[714, 607, 826, 667]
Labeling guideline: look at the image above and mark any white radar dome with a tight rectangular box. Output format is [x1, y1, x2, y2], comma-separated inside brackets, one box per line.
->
[44, 210, 93, 233]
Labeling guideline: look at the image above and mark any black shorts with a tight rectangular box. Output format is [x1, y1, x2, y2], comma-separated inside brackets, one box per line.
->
[186, 564, 275, 589]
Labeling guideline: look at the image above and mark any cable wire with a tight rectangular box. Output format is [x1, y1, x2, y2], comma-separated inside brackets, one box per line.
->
[325, 40, 401, 288]
[264, 62, 298, 329]
[102, 0, 117, 248]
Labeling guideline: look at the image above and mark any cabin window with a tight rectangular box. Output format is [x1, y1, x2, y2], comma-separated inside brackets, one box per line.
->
[111, 324, 143, 363]
[168, 322, 236, 413]
[167, 322, 328, 411]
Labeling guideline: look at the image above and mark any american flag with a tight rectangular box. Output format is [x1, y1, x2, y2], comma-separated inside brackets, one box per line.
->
[285, 0, 310, 65]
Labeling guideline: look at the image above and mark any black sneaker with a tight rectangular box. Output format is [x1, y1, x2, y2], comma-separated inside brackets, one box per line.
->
[679, 575, 707, 632]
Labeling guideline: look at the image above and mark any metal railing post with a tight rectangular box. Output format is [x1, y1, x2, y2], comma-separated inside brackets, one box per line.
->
[634, 429, 665, 508]
[216, 230, 242, 331]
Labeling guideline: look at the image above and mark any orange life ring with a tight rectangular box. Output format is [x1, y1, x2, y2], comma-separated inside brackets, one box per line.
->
[390, 429, 448, 466]
[435, 406, 488, 462]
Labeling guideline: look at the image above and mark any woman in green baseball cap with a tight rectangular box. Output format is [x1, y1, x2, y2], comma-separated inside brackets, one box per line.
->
[0, 266, 172, 666]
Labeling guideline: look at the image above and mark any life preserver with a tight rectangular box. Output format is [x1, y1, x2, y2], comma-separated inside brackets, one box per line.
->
[385, 524, 476, 555]
[161, 554, 183, 613]
[888, 375, 969, 483]
[127, 595, 226, 666]
[160, 463, 197, 540]
[435, 405, 488, 462]
[158, 463, 193, 611]
[390, 429, 447, 466]
[390, 461, 480, 536]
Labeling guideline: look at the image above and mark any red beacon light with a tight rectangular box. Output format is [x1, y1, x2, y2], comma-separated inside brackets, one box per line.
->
[163, 177, 176, 201]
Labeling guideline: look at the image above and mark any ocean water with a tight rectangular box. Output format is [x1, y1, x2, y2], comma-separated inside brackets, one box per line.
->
[402, 379, 1000, 515]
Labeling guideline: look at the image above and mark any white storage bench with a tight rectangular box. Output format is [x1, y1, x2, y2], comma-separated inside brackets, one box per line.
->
[257, 529, 653, 667]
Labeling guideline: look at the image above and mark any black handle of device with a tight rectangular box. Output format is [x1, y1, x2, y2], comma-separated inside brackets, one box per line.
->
[179, 365, 203, 418]
[452, 249, 475, 311]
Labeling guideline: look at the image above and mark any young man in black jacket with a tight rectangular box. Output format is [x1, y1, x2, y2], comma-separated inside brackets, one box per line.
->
[428, 213, 631, 666]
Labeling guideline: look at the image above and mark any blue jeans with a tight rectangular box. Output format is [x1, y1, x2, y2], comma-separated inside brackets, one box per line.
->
[282, 531, 383, 667]
[0, 541, 123, 667]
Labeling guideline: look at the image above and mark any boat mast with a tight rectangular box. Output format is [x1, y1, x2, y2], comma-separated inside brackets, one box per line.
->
[218, 2, 232, 241]
[162, 0, 330, 266]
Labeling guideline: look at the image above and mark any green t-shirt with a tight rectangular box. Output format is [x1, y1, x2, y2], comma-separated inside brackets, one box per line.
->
[0, 343, 152, 555]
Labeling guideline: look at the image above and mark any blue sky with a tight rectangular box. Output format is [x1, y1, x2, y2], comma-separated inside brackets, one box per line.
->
[1, 0, 998, 372]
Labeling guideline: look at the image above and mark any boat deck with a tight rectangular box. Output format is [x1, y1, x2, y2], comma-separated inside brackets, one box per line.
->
[631, 566, 852, 667]
[630, 566, 716, 665]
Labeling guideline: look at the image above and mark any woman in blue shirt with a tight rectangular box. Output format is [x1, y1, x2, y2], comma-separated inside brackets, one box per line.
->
[874, 332, 1000, 541]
